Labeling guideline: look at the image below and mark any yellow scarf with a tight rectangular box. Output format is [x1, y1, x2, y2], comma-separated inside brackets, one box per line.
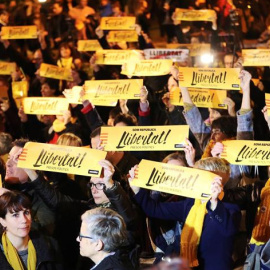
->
[180, 199, 208, 267]
[250, 179, 270, 246]
[2, 232, 37, 270]
[52, 117, 77, 133]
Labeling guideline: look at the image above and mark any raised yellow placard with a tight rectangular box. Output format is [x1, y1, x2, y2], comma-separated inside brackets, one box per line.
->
[100, 17, 136, 30]
[63, 86, 118, 106]
[18, 142, 107, 177]
[0, 86, 9, 99]
[84, 79, 143, 99]
[39, 63, 73, 81]
[174, 8, 216, 22]
[170, 87, 227, 109]
[0, 175, 2, 188]
[107, 30, 138, 42]
[178, 67, 240, 90]
[1, 25, 38, 39]
[77, 40, 102, 51]
[166, 43, 211, 57]
[23, 97, 69, 115]
[220, 140, 270, 165]
[133, 159, 217, 199]
[143, 49, 189, 62]
[95, 50, 142, 65]
[242, 49, 270, 66]
[0, 62, 16, 75]
[100, 125, 189, 151]
[121, 59, 173, 76]
[12, 81, 28, 99]
[265, 93, 270, 116]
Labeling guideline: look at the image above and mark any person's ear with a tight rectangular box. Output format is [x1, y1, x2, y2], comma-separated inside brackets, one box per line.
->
[0, 217, 7, 228]
[96, 239, 104, 251]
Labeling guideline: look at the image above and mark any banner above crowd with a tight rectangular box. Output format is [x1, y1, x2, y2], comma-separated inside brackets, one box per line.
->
[100, 17, 136, 30]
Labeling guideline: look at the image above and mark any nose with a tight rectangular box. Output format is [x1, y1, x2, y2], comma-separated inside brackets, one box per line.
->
[76, 236, 80, 242]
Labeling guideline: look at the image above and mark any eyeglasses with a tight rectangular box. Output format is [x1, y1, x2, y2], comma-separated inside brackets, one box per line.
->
[211, 128, 222, 134]
[88, 182, 105, 190]
[78, 234, 93, 241]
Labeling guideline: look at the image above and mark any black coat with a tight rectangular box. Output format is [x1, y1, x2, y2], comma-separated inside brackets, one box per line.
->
[0, 231, 63, 270]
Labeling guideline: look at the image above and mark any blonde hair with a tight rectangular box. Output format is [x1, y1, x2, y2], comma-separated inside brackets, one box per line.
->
[57, 133, 82, 147]
[194, 157, 230, 175]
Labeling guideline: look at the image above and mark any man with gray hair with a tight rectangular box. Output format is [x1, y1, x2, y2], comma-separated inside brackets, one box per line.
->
[77, 207, 139, 270]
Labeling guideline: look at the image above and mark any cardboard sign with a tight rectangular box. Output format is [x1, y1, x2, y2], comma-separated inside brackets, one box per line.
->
[12, 81, 28, 99]
[107, 30, 138, 42]
[1, 25, 38, 39]
[18, 142, 107, 177]
[132, 159, 217, 199]
[143, 49, 189, 62]
[178, 67, 240, 90]
[63, 86, 118, 106]
[266, 93, 270, 116]
[100, 17, 136, 30]
[220, 140, 270, 165]
[77, 40, 102, 51]
[174, 8, 216, 22]
[0, 62, 16, 75]
[39, 63, 73, 81]
[100, 125, 189, 151]
[242, 49, 270, 66]
[23, 97, 69, 115]
[121, 59, 173, 76]
[166, 43, 211, 57]
[170, 87, 227, 109]
[95, 50, 142, 65]
[84, 79, 143, 99]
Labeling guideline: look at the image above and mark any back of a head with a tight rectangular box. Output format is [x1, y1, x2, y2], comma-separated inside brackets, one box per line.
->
[114, 113, 138, 126]
[81, 207, 129, 252]
[0, 132, 12, 156]
[57, 133, 82, 147]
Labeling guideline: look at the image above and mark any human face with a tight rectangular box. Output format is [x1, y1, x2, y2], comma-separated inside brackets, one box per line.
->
[60, 46, 71, 58]
[77, 221, 96, 258]
[0, 13, 9, 24]
[210, 128, 228, 142]
[167, 76, 178, 92]
[91, 135, 101, 149]
[52, 3, 63, 15]
[32, 50, 43, 69]
[89, 177, 109, 205]
[80, 0, 88, 8]
[0, 209, 31, 241]
[224, 55, 235, 68]
[6, 146, 28, 184]
[167, 159, 186, 167]
[209, 108, 221, 124]
[41, 83, 55, 97]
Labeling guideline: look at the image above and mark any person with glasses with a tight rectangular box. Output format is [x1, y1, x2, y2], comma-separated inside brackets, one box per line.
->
[77, 207, 139, 270]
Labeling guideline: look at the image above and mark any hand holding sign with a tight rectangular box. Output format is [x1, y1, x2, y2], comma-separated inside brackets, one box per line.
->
[140, 86, 148, 104]
[183, 138, 195, 167]
[210, 177, 223, 211]
[99, 159, 115, 189]
[239, 70, 252, 91]
[223, 97, 236, 117]
[128, 165, 140, 194]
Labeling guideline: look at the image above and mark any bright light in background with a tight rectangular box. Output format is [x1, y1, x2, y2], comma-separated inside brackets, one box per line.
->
[200, 53, 214, 64]
[38, 0, 47, 2]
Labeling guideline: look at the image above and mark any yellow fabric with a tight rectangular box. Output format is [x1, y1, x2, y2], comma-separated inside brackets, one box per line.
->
[180, 199, 208, 267]
[183, 102, 194, 112]
[239, 109, 252, 115]
[57, 57, 74, 69]
[53, 119, 66, 133]
[2, 232, 37, 270]
[250, 178, 270, 245]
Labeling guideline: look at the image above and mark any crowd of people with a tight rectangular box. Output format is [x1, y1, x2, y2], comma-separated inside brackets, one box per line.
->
[0, 0, 270, 270]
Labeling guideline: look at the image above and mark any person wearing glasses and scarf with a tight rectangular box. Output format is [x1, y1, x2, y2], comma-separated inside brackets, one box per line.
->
[0, 191, 62, 270]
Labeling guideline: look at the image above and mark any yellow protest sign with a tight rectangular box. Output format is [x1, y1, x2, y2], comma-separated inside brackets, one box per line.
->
[39, 63, 73, 81]
[1, 25, 38, 39]
[18, 142, 107, 177]
[0, 62, 16, 75]
[12, 81, 28, 99]
[77, 40, 102, 51]
[242, 49, 270, 66]
[133, 159, 216, 199]
[265, 93, 270, 116]
[0, 175, 2, 188]
[100, 17, 136, 30]
[0, 86, 8, 99]
[63, 86, 118, 106]
[100, 125, 189, 151]
[174, 8, 216, 22]
[220, 140, 270, 165]
[95, 50, 142, 65]
[121, 59, 173, 76]
[107, 30, 138, 42]
[143, 49, 189, 62]
[170, 87, 227, 109]
[178, 67, 240, 90]
[166, 43, 211, 57]
[23, 97, 69, 115]
[84, 79, 143, 99]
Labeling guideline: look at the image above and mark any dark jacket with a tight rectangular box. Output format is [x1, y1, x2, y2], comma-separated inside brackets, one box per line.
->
[135, 189, 241, 270]
[0, 231, 62, 270]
